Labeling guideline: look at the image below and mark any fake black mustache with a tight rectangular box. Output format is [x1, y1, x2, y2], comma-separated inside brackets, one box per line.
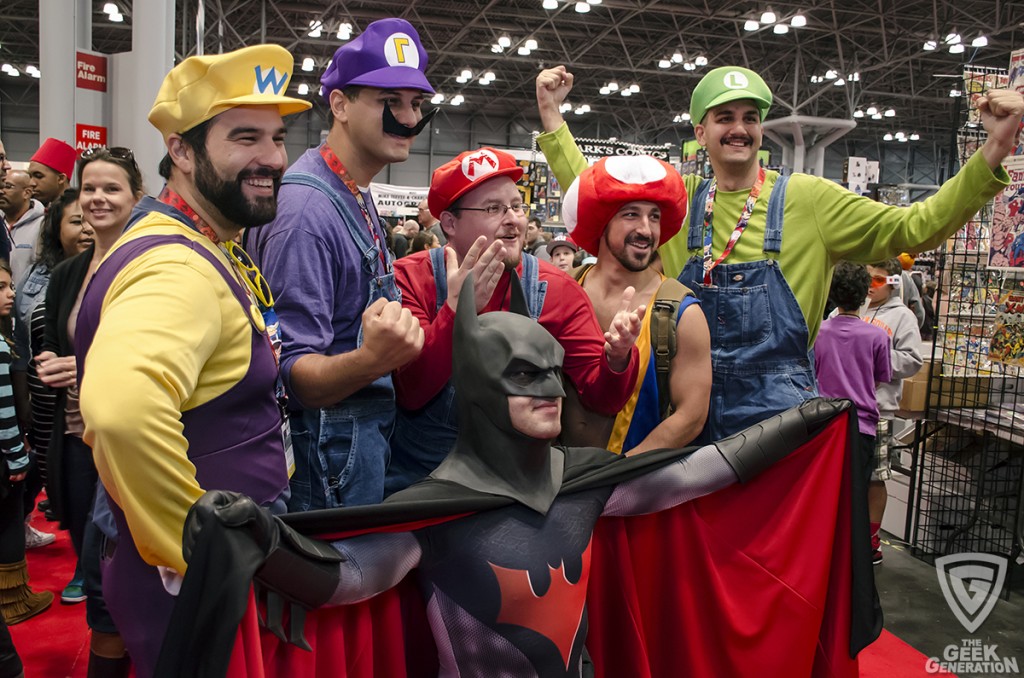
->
[382, 104, 438, 138]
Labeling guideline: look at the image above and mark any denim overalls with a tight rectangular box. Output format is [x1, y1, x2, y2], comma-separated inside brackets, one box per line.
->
[280, 172, 400, 509]
[385, 248, 546, 495]
[679, 175, 818, 444]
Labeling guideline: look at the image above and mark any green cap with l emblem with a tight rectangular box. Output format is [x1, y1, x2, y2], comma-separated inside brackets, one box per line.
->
[690, 66, 772, 125]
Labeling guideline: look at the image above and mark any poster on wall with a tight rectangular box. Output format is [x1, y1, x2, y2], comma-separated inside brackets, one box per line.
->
[1010, 48, 1024, 156]
[988, 156, 1024, 268]
[988, 281, 1024, 368]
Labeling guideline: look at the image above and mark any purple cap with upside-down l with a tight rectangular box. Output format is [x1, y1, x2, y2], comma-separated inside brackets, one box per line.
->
[320, 18, 434, 102]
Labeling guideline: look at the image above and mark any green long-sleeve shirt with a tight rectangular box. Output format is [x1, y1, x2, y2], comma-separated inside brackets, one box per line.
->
[538, 123, 1009, 345]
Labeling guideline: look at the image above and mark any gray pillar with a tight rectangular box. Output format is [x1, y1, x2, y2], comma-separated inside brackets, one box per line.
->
[38, 0, 91, 145]
[111, 0, 175, 194]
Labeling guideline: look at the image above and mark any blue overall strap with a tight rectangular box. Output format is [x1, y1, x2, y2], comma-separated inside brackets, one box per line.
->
[518, 252, 546, 321]
[281, 171, 382, 275]
[762, 174, 790, 254]
[687, 179, 713, 251]
[430, 247, 544, 320]
[429, 246, 448, 313]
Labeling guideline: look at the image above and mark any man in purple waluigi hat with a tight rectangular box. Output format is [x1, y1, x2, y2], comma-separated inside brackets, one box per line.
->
[249, 19, 435, 511]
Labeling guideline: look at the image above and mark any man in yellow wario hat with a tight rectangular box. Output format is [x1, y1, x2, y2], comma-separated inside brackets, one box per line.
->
[75, 44, 309, 678]
[535, 64, 1023, 446]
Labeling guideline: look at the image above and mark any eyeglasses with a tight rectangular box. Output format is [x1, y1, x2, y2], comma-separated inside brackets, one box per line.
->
[224, 240, 275, 309]
[455, 203, 531, 218]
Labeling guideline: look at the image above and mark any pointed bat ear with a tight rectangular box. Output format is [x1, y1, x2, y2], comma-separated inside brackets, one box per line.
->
[454, 272, 481, 353]
[507, 270, 529, 317]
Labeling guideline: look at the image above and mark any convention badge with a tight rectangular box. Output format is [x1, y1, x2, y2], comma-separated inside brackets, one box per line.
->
[281, 413, 295, 478]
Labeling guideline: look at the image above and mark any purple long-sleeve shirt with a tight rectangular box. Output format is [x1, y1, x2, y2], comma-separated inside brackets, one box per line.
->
[249, 147, 387, 409]
[814, 315, 892, 436]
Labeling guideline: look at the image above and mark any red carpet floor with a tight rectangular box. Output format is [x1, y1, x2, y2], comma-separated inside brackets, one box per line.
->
[7, 508, 948, 678]
[9, 509, 90, 678]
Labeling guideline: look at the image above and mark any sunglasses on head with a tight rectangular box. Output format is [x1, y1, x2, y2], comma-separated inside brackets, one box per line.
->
[80, 146, 137, 164]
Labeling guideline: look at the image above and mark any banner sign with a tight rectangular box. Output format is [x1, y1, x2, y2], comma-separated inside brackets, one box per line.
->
[369, 182, 428, 217]
[575, 138, 672, 163]
[76, 51, 108, 92]
[75, 123, 108, 153]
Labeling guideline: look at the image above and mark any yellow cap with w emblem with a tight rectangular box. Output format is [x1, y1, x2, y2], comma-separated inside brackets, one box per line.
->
[149, 44, 312, 139]
[689, 66, 773, 126]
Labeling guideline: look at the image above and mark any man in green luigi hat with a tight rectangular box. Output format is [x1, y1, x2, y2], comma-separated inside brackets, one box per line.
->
[535, 64, 1023, 443]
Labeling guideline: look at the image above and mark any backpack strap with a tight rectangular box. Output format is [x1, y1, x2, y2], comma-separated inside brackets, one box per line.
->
[651, 277, 695, 420]
[569, 262, 595, 283]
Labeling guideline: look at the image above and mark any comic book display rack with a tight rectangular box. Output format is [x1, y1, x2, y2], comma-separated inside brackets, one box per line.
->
[907, 64, 1024, 595]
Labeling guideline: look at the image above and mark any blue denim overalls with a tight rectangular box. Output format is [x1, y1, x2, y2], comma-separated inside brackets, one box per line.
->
[385, 248, 546, 495]
[280, 172, 400, 509]
[678, 175, 818, 444]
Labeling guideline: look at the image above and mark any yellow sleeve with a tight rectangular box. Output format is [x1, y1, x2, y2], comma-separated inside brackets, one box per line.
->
[81, 247, 226, 574]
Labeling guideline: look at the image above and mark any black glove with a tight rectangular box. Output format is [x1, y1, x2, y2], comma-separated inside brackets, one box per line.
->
[182, 490, 344, 650]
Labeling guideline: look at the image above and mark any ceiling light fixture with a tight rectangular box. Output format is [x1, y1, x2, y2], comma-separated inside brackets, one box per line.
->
[451, 94, 464, 106]
[760, 10, 776, 24]
[297, 83, 309, 95]
[671, 52, 684, 64]
[949, 43, 965, 54]
[629, 83, 640, 93]
[695, 56, 708, 66]
[833, 78, 845, 86]
[871, 113, 883, 120]
[109, 11, 123, 22]
[971, 35, 988, 47]
[301, 57, 314, 72]
[542, 0, 558, 8]
[923, 40, 937, 51]
[884, 108, 896, 117]
[308, 21, 322, 38]
[944, 32, 961, 44]
[791, 14, 807, 27]
[853, 110, 864, 118]
[574, 2, 591, 12]
[337, 23, 352, 40]
[431, 93, 445, 104]
[744, 20, 759, 31]
[883, 133, 893, 141]
[498, 35, 512, 48]
[910, 132, 920, 140]
[683, 62, 696, 71]
[658, 60, 671, 69]
[773, 23, 789, 34]
[599, 86, 610, 94]
[525, 38, 539, 50]
[949, 88, 962, 97]
[103, 2, 118, 14]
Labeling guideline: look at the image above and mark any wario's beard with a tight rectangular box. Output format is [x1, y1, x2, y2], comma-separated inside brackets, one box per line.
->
[382, 104, 438, 138]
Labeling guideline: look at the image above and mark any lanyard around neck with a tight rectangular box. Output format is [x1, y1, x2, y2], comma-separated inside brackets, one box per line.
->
[158, 186, 221, 245]
[701, 166, 767, 285]
[319, 144, 390, 274]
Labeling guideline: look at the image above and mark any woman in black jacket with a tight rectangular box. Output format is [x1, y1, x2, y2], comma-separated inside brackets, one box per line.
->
[37, 147, 143, 678]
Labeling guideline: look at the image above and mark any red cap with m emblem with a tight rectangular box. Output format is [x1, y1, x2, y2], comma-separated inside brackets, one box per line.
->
[428, 147, 524, 218]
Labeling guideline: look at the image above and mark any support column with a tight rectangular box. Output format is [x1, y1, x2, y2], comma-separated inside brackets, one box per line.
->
[762, 116, 857, 177]
[111, 0, 175, 193]
[38, 0, 91, 146]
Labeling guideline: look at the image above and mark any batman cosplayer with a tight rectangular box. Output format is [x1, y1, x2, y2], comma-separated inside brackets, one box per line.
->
[156, 276, 878, 678]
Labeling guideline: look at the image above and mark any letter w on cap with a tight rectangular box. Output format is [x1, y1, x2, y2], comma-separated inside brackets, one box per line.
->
[254, 66, 288, 96]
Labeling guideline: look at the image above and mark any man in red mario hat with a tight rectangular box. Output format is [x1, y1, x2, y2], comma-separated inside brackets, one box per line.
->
[28, 138, 76, 206]
[386, 146, 644, 493]
[560, 155, 711, 454]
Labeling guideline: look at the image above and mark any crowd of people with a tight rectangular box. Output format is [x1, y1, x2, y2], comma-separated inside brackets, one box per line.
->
[0, 14, 1021, 678]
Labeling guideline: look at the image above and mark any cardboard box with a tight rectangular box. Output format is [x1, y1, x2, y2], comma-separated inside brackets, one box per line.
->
[929, 376, 990, 408]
